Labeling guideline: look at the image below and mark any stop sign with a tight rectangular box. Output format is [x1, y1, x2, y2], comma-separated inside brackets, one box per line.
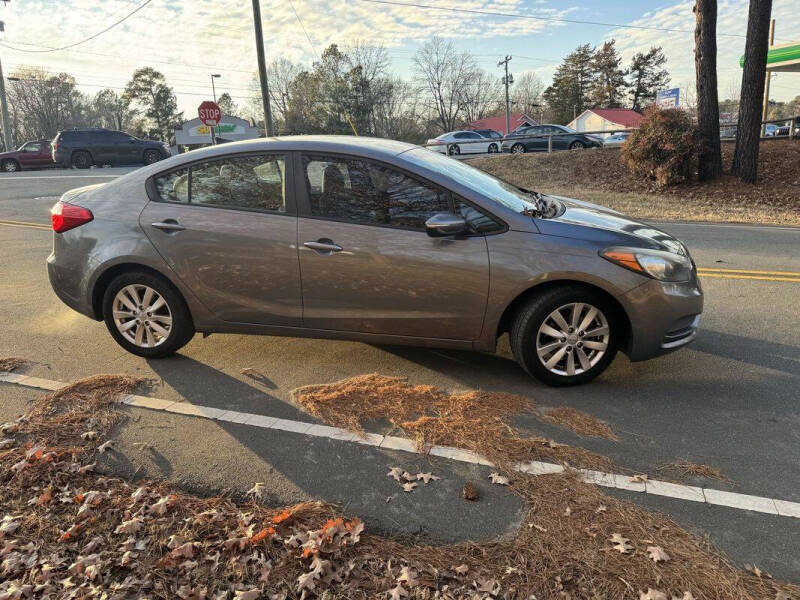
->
[198, 101, 222, 126]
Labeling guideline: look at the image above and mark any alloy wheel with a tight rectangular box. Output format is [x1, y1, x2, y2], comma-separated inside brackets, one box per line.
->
[112, 284, 172, 348]
[512, 144, 525, 154]
[535, 302, 610, 376]
[2, 160, 19, 172]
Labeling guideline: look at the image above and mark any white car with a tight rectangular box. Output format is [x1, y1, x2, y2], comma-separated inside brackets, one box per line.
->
[603, 132, 631, 147]
[425, 131, 500, 155]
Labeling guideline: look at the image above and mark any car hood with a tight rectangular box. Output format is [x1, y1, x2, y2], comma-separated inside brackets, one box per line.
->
[0, 150, 20, 159]
[535, 195, 688, 255]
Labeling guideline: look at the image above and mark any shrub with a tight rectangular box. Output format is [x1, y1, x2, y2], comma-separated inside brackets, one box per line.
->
[621, 107, 702, 187]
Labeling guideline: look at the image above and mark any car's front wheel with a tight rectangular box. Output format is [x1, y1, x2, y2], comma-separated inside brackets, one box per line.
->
[102, 271, 195, 358]
[511, 143, 526, 154]
[2, 159, 20, 172]
[569, 140, 586, 150]
[488, 143, 498, 153]
[447, 144, 460, 156]
[510, 285, 620, 386]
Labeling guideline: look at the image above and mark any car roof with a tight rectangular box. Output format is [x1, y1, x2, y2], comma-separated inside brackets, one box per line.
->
[169, 135, 420, 165]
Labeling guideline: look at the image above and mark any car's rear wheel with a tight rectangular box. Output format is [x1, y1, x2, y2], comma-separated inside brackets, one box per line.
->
[447, 144, 461, 156]
[143, 149, 161, 165]
[569, 140, 586, 150]
[1, 159, 20, 173]
[488, 143, 498, 153]
[510, 285, 620, 386]
[102, 271, 195, 358]
[511, 143, 526, 154]
[71, 151, 92, 169]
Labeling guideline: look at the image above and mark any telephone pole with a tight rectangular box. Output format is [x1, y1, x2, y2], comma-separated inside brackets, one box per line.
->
[498, 55, 512, 136]
[0, 20, 13, 152]
[251, 0, 274, 136]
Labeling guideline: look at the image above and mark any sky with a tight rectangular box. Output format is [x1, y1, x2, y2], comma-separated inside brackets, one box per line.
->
[0, 0, 798, 117]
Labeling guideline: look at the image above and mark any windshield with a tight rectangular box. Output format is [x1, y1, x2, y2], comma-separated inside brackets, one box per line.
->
[402, 147, 540, 214]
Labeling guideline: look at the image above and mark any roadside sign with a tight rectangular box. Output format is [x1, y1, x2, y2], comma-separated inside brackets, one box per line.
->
[198, 101, 222, 126]
[656, 88, 680, 109]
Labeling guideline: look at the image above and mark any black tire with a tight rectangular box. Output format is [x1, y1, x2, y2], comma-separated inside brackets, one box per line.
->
[71, 151, 92, 169]
[569, 140, 586, 150]
[488, 143, 498, 153]
[1, 159, 20, 173]
[447, 144, 460, 156]
[509, 285, 620, 386]
[143, 149, 161, 165]
[511, 143, 526, 154]
[102, 270, 195, 359]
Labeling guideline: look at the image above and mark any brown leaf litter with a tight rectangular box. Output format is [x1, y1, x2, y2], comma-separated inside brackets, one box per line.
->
[0, 357, 28, 373]
[540, 406, 619, 441]
[291, 373, 615, 471]
[657, 459, 734, 484]
[1, 371, 798, 598]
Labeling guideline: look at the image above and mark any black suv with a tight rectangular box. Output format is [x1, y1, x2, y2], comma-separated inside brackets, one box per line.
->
[52, 129, 170, 169]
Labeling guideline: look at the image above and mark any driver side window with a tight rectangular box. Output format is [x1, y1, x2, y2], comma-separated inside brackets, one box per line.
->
[302, 155, 449, 231]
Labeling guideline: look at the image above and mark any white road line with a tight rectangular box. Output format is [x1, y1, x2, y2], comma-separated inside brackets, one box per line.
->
[2, 372, 797, 519]
[0, 175, 120, 180]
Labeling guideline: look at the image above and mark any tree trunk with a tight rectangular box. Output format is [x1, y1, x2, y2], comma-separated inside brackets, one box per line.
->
[694, 0, 722, 180]
[732, 0, 773, 183]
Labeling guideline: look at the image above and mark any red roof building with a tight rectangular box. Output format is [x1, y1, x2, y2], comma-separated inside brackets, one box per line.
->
[568, 108, 643, 133]
[467, 113, 538, 136]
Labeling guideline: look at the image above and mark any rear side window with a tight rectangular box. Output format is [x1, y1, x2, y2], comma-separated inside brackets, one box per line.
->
[151, 154, 285, 212]
[303, 155, 449, 231]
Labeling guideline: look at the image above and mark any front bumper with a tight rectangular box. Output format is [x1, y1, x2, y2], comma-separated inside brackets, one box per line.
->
[619, 274, 704, 361]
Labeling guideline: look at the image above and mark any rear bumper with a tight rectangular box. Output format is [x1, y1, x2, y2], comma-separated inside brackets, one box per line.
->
[620, 275, 704, 361]
[47, 251, 96, 319]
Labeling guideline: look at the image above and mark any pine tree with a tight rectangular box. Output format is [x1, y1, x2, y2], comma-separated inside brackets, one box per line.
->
[543, 44, 595, 124]
[627, 47, 670, 111]
[591, 40, 626, 108]
[694, 0, 722, 180]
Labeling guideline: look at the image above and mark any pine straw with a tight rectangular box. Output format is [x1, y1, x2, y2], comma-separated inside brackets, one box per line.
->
[291, 374, 615, 472]
[1, 374, 798, 598]
[541, 407, 619, 441]
[0, 357, 28, 372]
[657, 459, 734, 484]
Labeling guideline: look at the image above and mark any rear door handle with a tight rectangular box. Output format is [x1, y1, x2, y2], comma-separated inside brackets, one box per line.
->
[151, 220, 185, 232]
[303, 240, 343, 253]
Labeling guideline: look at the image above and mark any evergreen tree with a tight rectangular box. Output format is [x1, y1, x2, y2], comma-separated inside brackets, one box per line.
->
[123, 67, 183, 142]
[543, 44, 595, 124]
[591, 40, 626, 107]
[627, 47, 670, 111]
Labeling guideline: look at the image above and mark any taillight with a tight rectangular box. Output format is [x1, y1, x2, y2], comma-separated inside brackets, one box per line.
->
[52, 141, 59, 150]
[51, 201, 93, 233]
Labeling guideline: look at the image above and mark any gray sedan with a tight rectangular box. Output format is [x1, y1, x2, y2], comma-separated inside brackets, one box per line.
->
[47, 136, 702, 385]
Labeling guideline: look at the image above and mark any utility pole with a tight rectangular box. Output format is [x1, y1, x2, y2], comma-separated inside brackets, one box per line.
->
[498, 55, 512, 135]
[210, 73, 220, 104]
[251, 0, 274, 136]
[760, 18, 775, 137]
[0, 20, 13, 152]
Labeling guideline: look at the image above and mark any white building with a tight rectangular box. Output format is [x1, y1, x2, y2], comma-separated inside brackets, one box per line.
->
[567, 108, 643, 138]
[173, 116, 261, 152]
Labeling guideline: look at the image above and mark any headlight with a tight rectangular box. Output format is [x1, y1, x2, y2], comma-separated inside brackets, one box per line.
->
[600, 247, 693, 282]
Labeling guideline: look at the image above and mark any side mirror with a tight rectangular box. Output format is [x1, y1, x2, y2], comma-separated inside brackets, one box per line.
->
[425, 213, 467, 237]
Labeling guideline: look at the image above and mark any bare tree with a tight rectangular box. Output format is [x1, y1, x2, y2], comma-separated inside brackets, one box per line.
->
[459, 68, 501, 124]
[413, 37, 476, 132]
[511, 71, 544, 119]
[732, 0, 773, 183]
[694, 0, 722, 180]
[262, 58, 302, 125]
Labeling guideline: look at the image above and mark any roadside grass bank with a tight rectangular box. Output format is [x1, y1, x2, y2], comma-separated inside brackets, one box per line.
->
[468, 139, 800, 226]
[2, 370, 798, 599]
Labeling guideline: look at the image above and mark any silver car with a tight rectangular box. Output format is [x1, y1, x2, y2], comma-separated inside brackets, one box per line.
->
[47, 136, 703, 386]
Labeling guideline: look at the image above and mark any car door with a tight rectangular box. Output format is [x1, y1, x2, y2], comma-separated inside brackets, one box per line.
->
[523, 126, 547, 151]
[18, 142, 42, 168]
[37, 142, 53, 166]
[295, 153, 490, 340]
[108, 131, 139, 164]
[462, 131, 489, 153]
[140, 152, 302, 325]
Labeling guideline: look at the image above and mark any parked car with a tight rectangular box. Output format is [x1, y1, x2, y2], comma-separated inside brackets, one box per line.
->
[52, 128, 170, 169]
[47, 136, 702, 386]
[426, 131, 500, 155]
[472, 129, 503, 140]
[764, 124, 780, 137]
[0, 139, 54, 172]
[501, 125, 603, 153]
[602, 132, 631, 147]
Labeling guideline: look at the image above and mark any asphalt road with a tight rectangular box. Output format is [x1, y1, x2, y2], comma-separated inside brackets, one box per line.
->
[1, 168, 799, 580]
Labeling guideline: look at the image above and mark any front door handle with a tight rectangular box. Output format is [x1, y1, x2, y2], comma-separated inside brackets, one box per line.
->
[303, 240, 343, 253]
[151, 220, 185, 232]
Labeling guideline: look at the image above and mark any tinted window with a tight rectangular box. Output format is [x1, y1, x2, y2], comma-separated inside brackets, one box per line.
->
[108, 131, 132, 141]
[154, 168, 189, 203]
[23, 142, 42, 153]
[454, 199, 504, 234]
[191, 155, 286, 212]
[454, 132, 470, 139]
[303, 155, 449, 231]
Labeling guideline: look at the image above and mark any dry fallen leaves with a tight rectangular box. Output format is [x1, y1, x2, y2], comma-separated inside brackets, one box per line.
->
[639, 589, 668, 600]
[401, 482, 417, 493]
[610, 533, 633, 554]
[489, 472, 510, 486]
[246, 482, 266, 499]
[646, 546, 670, 563]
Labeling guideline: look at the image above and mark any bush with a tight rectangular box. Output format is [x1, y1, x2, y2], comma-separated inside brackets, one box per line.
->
[621, 107, 702, 187]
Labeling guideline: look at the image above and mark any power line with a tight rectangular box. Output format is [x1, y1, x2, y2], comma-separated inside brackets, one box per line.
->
[0, 0, 153, 53]
[287, 0, 320, 59]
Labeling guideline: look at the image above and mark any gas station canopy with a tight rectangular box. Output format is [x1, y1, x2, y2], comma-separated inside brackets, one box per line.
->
[740, 42, 800, 72]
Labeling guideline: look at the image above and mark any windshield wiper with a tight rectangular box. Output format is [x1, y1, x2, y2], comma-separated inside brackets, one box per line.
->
[519, 188, 558, 219]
